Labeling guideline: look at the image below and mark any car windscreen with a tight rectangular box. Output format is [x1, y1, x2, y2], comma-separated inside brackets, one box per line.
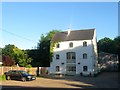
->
[20, 71, 29, 75]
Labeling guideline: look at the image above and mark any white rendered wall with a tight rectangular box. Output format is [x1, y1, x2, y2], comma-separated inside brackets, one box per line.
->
[50, 39, 97, 74]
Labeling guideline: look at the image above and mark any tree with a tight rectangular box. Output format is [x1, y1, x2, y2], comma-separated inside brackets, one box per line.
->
[97, 36, 120, 71]
[2, 55, 15, 66]
[114, 36, 120, 54]
[2, 44, 32, 67]
[97, 37, 114, 53]
[113, 36, 120, 71]
[2, 44, 15, 58]
[34, 30, 61, 67]
[27, 49, 40, 67]
[17, 50, 32, 67]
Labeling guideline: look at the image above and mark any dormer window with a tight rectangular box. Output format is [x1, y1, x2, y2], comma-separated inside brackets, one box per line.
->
[83, 41, 87, 47]
[69, 42, 73, 47]
[56, 43, 60, 48]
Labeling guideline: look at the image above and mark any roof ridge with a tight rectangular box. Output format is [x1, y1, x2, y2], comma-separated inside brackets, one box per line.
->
[62, 28, 95, 33]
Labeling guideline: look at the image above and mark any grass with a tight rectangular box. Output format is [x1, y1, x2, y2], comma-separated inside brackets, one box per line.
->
[0, 75, 6, 81]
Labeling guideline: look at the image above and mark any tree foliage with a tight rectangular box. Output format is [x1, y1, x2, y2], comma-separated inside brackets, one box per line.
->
[2, 44, 32, 67]
[97, 37, 114, 53]
[31, 29, 61, 67]
[27, 49, 40, 67]
[97, 36, 120, 54]
[2, 55, 15, 66]
[113, 36, 120, 55]
[97, 36, 120, 71]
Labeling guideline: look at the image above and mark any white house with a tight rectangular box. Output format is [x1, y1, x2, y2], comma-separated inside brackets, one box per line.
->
[49, 29, 98, 76]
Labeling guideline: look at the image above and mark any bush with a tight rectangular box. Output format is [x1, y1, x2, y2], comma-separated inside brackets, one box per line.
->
[0, 75, 6, 81]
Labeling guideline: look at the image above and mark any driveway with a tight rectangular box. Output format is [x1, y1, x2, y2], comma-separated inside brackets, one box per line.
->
[1, 72, 119, 89]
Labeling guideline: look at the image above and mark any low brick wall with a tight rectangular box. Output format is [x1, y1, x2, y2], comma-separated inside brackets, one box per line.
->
[0, 66, 37, 75]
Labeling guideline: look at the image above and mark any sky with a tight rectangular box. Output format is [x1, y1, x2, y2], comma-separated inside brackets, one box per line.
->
[1, 2, 118, 50]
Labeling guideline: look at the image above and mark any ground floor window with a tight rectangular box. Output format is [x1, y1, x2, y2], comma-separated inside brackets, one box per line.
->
[83, 66, 88, 71]
[66, 66, 76, 71]
[56, 66, 60, 72]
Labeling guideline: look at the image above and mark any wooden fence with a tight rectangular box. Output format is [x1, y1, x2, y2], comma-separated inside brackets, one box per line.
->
[0, 66, 39, 75]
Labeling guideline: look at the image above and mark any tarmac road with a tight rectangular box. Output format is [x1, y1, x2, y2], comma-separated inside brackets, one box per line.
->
[1, 72, 119, 90]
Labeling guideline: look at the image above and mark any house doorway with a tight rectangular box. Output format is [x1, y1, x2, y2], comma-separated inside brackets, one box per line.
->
[66, 65, 76, 75]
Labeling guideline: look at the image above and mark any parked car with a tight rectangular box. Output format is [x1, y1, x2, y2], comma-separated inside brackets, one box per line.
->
[4, 70, 36, 82]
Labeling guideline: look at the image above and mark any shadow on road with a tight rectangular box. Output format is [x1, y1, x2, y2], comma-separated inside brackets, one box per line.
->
[42, 72, 119, 88]
[1, 85, 119, 90]
[1, 85, 88, 90]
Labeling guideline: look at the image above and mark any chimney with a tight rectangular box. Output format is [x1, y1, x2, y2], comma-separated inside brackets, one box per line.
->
[67, 28, 71, 35]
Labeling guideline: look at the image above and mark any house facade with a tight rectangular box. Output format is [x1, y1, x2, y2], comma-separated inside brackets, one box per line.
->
[49, 29, 98, 75]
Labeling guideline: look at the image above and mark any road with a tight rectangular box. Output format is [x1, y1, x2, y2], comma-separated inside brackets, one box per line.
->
[1, 72, 119, 90]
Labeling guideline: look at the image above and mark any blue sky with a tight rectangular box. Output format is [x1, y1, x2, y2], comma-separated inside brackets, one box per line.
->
[1, 2, 118, 49]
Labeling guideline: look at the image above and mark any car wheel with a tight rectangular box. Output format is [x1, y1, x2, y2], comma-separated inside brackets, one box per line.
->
[21, 77, 26, 82]
[6, 76, 11, 80]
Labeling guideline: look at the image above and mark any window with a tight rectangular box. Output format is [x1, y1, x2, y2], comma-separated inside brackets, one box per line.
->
[56, 54, 60, 59]
[67, 66, 76, 71]
[56, 66, 60, 72]
[83, 53, 87, 59]
[83, 66, 88, 71]
[69, 42, 73, 47]
[56, 43, 60, 48]
[66, 52, 76, 60]
[83, 41, 87, 47]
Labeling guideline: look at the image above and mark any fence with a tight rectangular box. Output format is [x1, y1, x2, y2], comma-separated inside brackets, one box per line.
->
[0, 66, 39, 75]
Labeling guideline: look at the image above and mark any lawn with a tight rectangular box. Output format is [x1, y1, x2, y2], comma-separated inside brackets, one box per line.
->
[0, 75, 6, 81]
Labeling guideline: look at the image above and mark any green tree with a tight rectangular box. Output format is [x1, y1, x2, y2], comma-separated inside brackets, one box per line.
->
[97, 36, 120, 71]
[114, 36, 120, 54]
[113, 36, 120, 70]
[35, 29, 61, 67]
[27, 49, 39, 67]
[97, 37, 114, 53]
[2, 44, 32, 67]
[2, 44, 15, 58]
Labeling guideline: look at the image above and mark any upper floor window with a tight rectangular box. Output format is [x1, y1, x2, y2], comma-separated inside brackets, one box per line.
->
[83, 53, 87, 59]
[83, 66, 88, 71]
[83, 41, 87, 47]
[69, 42, 73, 47]
[56, 43, 60, 48]
[56, 54, 60, 59]
[56, 66, 60, 72]
[66, 52, 76, 60]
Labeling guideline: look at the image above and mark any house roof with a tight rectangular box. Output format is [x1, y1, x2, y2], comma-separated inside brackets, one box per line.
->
[51, 29, 95, 42]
